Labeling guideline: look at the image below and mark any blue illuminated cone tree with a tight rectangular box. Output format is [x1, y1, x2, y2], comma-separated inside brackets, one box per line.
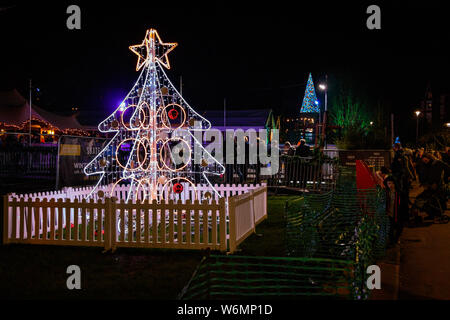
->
[300, 73, 320, 113]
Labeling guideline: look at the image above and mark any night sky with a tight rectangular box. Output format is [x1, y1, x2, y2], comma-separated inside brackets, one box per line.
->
[1, 1, 449, 137]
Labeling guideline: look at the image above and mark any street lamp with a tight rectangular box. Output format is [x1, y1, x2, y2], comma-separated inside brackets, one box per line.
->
[318, 77, 328, 148]
[415, 110, 421, 145]
[318, 84, 327, 112]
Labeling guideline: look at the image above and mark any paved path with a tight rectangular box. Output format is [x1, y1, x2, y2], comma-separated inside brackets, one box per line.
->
[398, 183, 450, 299]
[369, 246, 400, 300]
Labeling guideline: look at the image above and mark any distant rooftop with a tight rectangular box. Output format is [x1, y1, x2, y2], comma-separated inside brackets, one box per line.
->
[0, 89, 84, 130]
[202, 109, 271, 130]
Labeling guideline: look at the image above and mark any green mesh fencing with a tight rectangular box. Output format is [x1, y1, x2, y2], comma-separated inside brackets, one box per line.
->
[285, 191, 333, 257]
[372, 187, 390, 259]
[286, 189, 380, 258]
[179, 167, 390, 301]
[284, 186, 389, 299]
[179, 255, 356, 300]
[336, 166, 357, 189]
[285, 196, 306, 257]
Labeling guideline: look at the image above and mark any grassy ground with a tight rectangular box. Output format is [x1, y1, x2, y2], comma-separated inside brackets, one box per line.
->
[237, 195, 300, 257]
[0, 195, 298, 299]
[0, 245, 204, 299]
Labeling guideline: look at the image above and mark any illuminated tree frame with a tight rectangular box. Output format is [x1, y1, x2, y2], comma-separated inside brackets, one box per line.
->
[84, 29, 225, 202]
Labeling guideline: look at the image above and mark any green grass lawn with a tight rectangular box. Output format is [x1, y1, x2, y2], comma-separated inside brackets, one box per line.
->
[0, 195, 299, 299]
[237, 195, 301, 257]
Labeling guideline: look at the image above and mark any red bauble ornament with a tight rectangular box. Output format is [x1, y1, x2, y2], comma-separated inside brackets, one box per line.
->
[168, 108, 179, 120]
[173, 183, 183, 194]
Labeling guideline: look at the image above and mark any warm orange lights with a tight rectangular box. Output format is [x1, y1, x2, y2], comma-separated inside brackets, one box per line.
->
[129, 28, 178, 71]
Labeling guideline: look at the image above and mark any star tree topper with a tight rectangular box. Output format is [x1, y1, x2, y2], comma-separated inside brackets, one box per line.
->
[129, 29, 178, 71]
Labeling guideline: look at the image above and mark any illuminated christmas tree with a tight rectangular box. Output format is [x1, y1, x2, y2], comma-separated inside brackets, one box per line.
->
[300, 73, 320, 113]
[84, 29, 225, 202]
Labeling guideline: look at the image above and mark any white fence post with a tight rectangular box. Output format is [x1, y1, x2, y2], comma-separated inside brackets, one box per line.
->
[228, 196, 236, 254]
[104, 197, 112, 251]
[3, 195, 8, 245]
[252, 185, 268, 225]
[219, 197, 227, 252]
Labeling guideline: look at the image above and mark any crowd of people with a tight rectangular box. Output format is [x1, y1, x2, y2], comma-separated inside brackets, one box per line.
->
[282, 139, 313, 157]
[376, 144, 450, 246]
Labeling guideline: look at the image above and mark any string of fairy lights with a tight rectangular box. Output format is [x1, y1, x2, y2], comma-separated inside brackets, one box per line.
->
[84, 29, 225, 202]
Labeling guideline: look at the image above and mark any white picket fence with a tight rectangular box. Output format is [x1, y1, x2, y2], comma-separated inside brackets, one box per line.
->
[9, 183, 261, 202]
[3, 184, 267, 253]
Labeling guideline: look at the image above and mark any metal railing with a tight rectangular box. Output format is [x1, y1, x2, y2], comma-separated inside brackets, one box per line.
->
[0, 146, 57, 179]
[266, 155, 339, 191]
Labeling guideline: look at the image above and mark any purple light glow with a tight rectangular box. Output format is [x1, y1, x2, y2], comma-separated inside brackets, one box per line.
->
[105, 89, 128, 113]
[120, 143, 131, 151]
